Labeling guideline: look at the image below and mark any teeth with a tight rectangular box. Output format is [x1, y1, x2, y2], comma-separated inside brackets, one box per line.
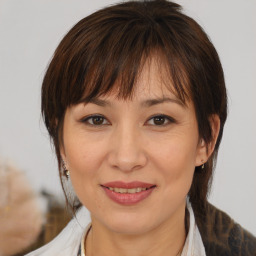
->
[108, 187, 148, 194]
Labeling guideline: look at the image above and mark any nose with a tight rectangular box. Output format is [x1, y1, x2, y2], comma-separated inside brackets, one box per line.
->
[107, 125, 147, 172]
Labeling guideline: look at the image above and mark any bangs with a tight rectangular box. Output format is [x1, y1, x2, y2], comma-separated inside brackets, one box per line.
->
[54, 6, 190, 108]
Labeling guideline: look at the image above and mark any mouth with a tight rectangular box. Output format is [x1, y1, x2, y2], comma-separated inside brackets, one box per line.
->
[100, 181, 157, 205]
[101, 186, 156, 194]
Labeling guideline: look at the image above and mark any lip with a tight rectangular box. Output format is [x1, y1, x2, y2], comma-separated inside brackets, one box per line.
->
[102, 181, 155, 189]
[101, 181, 156, 205]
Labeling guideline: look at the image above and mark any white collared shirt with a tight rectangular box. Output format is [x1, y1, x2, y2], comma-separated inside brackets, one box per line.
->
[26, 201, 206, 256]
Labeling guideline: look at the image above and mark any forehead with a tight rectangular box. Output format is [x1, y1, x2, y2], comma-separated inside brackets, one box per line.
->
[101, 55, 189, 105]
[135, 56, 174, 96]
[77, 52, 190, 109]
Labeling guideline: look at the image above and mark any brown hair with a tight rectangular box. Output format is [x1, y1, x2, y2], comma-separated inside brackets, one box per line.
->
[41, 0, 227, 213]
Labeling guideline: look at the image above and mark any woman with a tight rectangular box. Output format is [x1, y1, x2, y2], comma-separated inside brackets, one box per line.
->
[27, 0, 256, 255]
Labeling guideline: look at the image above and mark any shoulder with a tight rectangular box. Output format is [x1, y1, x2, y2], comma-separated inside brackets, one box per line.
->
[193, 202, 256, 256]
[25, 207, 91, 256]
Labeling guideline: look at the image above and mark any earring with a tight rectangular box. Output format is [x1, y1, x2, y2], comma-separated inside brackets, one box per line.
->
[62, 160, 70, 178]
[201, 160, 205, 169]
[64, 169, 70, 178]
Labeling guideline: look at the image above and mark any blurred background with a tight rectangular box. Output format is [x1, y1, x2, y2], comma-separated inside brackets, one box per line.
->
[0, 0, 255, 254]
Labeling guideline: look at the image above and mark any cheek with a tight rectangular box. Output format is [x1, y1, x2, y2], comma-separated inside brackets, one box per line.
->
[65, 131, 105, 172]
[66, 140, 106, 212]
[153, 135, 197, 169]
[63, 135, 106, 198]
[149, 134, 198, 190]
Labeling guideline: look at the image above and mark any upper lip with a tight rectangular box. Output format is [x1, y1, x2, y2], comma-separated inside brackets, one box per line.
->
[101, 181, 156, 189]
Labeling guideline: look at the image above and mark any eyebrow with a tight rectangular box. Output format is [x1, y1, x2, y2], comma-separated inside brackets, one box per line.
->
[141, 97, 185, 108]
[86, 97, 185, 107]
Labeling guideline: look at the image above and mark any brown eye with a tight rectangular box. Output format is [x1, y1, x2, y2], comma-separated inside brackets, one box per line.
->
[146, 115, 175, 126]
[92, 116, 104, 125]
[82, 115, 109, 126]
[153, 116, 166, 125]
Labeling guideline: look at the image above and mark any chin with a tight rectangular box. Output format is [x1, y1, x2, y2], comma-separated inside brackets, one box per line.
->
[108, 221, 153, 235]
[98, 211, 159, 235]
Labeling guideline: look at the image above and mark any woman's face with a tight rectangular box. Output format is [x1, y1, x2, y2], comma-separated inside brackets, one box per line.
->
[61, 58, 208, 235]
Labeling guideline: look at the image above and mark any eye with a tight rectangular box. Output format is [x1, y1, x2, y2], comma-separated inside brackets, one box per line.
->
[81, 115, 109, 126]
[146, 115, 175, 126]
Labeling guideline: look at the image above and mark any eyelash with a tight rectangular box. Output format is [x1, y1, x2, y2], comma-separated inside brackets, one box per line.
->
[81, 115, 110, 126]
[146, 114, 176, 126]
[80, 114, 176, 127]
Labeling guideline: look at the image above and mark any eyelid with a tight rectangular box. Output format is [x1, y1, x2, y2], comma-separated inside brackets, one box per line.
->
[79, 114, 176, 127]
[80, 114, 110, 126]
[145, 114, 176, 126]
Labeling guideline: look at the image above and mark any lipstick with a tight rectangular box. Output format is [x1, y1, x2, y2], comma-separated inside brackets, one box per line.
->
[102, 181, 155, 189]
[101, 181, 156, 205]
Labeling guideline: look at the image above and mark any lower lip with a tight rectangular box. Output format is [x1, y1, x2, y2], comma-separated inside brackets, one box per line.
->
[102, 186, 155, 205]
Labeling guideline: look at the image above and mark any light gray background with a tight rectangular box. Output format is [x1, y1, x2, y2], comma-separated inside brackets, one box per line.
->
[0, 0, 255, 234]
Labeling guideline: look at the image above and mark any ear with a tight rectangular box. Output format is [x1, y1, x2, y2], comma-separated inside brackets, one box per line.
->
[60, 150, 70, 170]
[60, 141, 69, 169]
[195, 114, 220, 166]
[56, 118, 69, 169]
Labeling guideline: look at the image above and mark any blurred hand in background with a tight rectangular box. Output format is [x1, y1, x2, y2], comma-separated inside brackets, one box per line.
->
[0, 160, 43, 256]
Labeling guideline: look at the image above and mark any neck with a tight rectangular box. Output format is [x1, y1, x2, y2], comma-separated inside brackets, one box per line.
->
[85, 203, 187, 256]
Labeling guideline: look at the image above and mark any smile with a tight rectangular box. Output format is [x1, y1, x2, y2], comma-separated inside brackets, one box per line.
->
[101, 181, 156, 205]
[105, 187, 150, 193]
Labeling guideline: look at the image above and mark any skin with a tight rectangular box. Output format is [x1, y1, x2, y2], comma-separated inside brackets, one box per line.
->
[61, 57, 220, 256]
